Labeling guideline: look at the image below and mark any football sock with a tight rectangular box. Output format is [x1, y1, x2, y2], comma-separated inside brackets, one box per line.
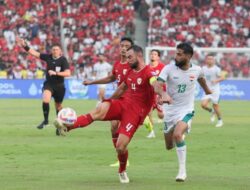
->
[118, 150, 128, 173]
[72, 114, 93, 129]
[176, 141, 186, 172]
[42, 102, 49, 123]
[143, 116, 153, 132]
[112, 132, 119, 148]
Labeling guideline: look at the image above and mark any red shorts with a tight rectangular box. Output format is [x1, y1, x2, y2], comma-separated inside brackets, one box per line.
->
[103, 99, 145, 139]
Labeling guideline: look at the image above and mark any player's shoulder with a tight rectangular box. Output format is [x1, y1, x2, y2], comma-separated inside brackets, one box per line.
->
[159, 62, 165, 67]
[191, 63, 202, 70]
[201, 65, 207, 69]
[214, 64, 221, 70]
[113, 60, 119, 67]
[164, 62, 175, 70]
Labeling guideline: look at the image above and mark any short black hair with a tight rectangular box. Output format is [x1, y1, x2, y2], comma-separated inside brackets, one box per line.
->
[120, 37, 134, 46]
[151, 49, 161, 57]
[127, 45, 143, 55]
[207, 53, 215, 57]
[177, 42, 193, 57]
[52, 44, 61, 48]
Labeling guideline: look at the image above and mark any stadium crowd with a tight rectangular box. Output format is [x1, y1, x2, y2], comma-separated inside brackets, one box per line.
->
[146, 0, 250, 78]
[0, 0, 249, 79]
[0, 0, 135, 79]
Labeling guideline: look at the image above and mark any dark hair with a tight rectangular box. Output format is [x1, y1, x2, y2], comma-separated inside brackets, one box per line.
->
[52, 44, 61, 48]
[120, 37, 134, 46]
[206, 53, 215, 57]
[177, 42, 193, 57]
[127, 45, 143, 55]
[151, 49, 161, 57]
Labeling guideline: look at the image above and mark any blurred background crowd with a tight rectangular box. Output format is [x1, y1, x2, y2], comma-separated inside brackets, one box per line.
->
[0, 0, 249, 79]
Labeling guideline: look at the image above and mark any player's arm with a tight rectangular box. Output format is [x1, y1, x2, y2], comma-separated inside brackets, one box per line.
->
[49, 57, 71, 77]
[213, 73, 225, 84]
[83, 74, 116, 85]
[16, 37, 40, 58]
[55, 69, 71, 77]
[151, 77, 172, 104]
[198, 77, 212, 95]
[110, 82, 127, 99]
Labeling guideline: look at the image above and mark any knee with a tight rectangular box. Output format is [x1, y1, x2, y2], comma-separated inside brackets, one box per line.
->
[201, 103, 206, 109]
[173, 132, 183, 142]
[116, 146, 126, 155]
[93, 106, 105, 119]
[111, 121, 119, 131]
[111, 125, 118, 135]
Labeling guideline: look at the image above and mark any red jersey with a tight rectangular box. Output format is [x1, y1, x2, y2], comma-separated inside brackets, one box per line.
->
[123, 65, 155, 118]
[150, 62, 165, 76]
[150, 62, 166, 91]
[112, 60, 131, 86]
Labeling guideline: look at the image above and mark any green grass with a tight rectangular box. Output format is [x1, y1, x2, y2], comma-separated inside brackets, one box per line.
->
[0, 99, 250, 190]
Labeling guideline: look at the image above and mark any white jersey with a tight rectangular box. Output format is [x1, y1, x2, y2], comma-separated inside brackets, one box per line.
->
[202, 65, 221, 92]
[159, 63, 204, 115]
[93, 62, 112, 79]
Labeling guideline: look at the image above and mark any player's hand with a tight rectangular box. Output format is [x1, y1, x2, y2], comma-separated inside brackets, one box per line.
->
[206, 89, 213, 95]
[48, 70, 57, 76]
[16, 36, 27, 47]
[82, 80, 92, 85]
[211, 80, 217, 84]
[161, 93, 173, 104]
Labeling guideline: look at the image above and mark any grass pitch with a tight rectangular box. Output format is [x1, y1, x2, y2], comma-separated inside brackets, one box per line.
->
[0, 99, 249, 190]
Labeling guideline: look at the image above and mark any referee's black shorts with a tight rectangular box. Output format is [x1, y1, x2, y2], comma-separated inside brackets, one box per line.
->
[42, 81, 66, 103]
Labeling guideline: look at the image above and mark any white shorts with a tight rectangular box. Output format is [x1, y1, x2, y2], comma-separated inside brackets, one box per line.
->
[163, 111, 194, 134]
[97, 84, 106, 89]
[202, 92, 220, 104]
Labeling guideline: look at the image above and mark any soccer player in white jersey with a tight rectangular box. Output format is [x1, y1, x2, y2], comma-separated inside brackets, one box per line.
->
[153, 43, 212, 182]
[93, 54, 112, 102]
[201, 54, 225, 127]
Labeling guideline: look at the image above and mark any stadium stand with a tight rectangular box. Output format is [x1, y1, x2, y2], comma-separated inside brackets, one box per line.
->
[0, 0, 135, 79]
[0, 0, 249, 78]
[146, 0, 250, 77]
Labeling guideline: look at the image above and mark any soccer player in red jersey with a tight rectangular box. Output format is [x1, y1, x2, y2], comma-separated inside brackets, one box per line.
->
[54, 45, 157, 183]
[144, 49, 165, 138]
[83, 37, 133, 167]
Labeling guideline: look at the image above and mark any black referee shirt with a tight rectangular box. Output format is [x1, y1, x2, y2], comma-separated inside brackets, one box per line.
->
[40, 54, 69, 84]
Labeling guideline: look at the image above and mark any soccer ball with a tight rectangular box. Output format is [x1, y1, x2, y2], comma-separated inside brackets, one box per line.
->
[57, 107, 77, 125]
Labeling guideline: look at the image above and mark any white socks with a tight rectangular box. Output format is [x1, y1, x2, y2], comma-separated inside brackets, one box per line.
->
[176, 145, 187, 174]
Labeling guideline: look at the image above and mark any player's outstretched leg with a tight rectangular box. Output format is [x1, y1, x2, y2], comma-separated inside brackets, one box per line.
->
[54, 114, 94, 136]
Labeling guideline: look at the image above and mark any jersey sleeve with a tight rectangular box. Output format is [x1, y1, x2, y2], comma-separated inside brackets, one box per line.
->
[61, 57, 70, 70]
[158, 65, 169, 82]
[216, 67, 222, 77]
[198, 66, 205, 79]
[39, 54, 51, 61]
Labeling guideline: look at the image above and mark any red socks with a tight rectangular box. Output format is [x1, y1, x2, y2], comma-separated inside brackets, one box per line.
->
[118, 150, 128, 173]
[71, 114, 93, 130]
[112, 133, 119, 148]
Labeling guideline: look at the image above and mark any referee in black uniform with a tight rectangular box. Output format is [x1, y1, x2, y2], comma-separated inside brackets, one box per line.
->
[16, 37, 71, 131]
